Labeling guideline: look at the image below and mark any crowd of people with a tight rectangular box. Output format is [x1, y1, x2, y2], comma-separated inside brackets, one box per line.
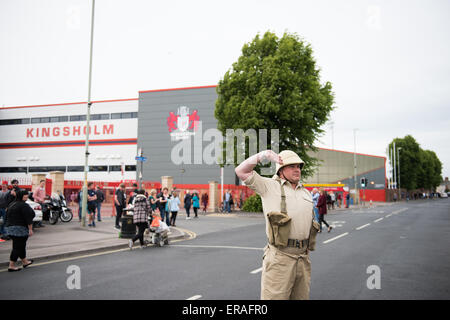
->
[112, 184, 210, 231]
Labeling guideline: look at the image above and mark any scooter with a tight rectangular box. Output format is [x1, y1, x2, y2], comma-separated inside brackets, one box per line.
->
[43, 193, 73, 224]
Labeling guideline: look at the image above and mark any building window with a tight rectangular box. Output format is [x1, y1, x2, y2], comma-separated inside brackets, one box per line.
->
[111, 112, 137, 119]
[0, 118, 30, 126]
[121, 112, 132, 119]
[28, 166, 66, 173]
[109, 165, 122, 172]
[49, 116, 69, 122]
[30, 117, 51, 124]
[69, 115, 87, 122]
[67, 166, 84, 172]
[125, 165, 136, 171]
[91, 113, 110, 120]
[0, 167, 27, 173]
[111, 113, 121, 119]
[89, 165, 108, 172]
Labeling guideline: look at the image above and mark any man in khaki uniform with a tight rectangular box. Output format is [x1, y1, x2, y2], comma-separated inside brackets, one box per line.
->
[235, 150, 319, 300]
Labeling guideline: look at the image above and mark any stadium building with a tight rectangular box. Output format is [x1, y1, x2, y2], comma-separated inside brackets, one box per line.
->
[0, 85, 387, 206]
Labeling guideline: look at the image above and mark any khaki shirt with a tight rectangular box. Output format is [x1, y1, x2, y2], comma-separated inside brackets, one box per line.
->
[244, 171, 313, 241]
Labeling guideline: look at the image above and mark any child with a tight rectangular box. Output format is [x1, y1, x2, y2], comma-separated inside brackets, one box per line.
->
[150, 211, 169, 242]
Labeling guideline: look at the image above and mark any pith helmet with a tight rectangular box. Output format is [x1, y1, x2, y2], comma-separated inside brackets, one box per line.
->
[276, 150, 305, 174]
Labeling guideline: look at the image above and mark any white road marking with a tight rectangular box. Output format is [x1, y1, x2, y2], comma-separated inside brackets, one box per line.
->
[186, 295, 202, 300]
[356, 223, 371, 230]
[329, 221, 345, 228]
[323, 232, 349, 244]
[250, 267, 263, 274]
[374, 218, 384, 223]
[385, 214, 393, 217]
[171, 245, 263, 251]
[392, 208, 408, 214]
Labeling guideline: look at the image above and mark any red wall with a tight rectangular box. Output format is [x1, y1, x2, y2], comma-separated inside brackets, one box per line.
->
[360, 189, 385, 202]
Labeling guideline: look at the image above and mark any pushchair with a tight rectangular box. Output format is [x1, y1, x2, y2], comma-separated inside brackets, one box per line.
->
[145, 214, 169, 247]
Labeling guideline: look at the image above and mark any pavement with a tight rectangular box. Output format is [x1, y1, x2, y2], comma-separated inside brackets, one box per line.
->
[0, 214, 188, 267]
[0, 200, 393, 267]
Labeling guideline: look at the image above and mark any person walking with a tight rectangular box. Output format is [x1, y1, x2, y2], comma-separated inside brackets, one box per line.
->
[192, 192, 200, 218]
[337, 193, 342, 208]
[95, 186, 104, 222]
[5, 189, 35, 272]
[201, 192, 209, 213]
[184, 190, 192, 220]
[149, 189, 158, 212]
[235, 149, 320, 300]
[224, 190, 231, 213]
[311, 188, 320, 222]
[330, 191, 335, 210]
[128, 183, 138, 205]
[345, 192, 350, 208]
[239, 191, 244, 209]
[77, 189, 83, 222]
[87, 182, 97, 227]
[326, 191, 332, 210]
[5, 180, 20, 207]
[169, 191, 181, 226]
[158, 188, 170, 226]
[128, 189, 151, 250]
[70, 191, 76, 206]
[0, 182, 10, 238]
[317, 188, 332, 233]
[114, 183, 126, 230]
[32, 180, 46, 228]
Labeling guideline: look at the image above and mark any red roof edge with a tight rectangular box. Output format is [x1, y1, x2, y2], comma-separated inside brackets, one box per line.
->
[139, 85, 217, 94]
[317, 146, 386, 159]
[1, 98, 139, 110]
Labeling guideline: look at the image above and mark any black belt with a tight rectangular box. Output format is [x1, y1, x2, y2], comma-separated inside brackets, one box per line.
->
[287, 239, 309, 248]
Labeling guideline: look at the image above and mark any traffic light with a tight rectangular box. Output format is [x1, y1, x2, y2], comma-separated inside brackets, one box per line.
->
[360, 177, 367, 188]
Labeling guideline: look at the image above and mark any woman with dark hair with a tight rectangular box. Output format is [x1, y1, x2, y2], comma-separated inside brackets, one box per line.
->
[317, 188, 332, 233]
[5, 189, 35, 272]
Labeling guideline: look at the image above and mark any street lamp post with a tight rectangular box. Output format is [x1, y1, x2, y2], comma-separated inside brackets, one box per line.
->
[393, 142, 397, 190]
[397, 147, 402, 197]
[81, 0, 96, 228]
[137, 148, 144, 189]
[353, 128, 359, 205]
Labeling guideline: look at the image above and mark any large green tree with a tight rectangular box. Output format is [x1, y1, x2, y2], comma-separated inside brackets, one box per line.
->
[215, 31, 334, 177]
[388, 135, 442, 191]
[388, 135, 421, 190]
[418, 150, 442, 190]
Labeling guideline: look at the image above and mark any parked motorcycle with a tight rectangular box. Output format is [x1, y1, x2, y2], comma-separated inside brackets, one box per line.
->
[42, 193, 73, 224]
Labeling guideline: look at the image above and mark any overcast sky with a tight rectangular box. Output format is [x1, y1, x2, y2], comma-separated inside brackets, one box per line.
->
[1, 0, 449, 179]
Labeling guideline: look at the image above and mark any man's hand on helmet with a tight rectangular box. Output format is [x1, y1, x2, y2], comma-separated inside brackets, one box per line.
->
[236, 150, 281, 181]
[260, 150, 283, 165]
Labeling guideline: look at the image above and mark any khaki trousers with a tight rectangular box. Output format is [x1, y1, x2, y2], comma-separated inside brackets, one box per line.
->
[261, 244, 311, 300]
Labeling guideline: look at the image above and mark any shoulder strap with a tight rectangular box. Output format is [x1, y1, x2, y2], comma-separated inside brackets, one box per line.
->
[276, 179, 287, 214]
